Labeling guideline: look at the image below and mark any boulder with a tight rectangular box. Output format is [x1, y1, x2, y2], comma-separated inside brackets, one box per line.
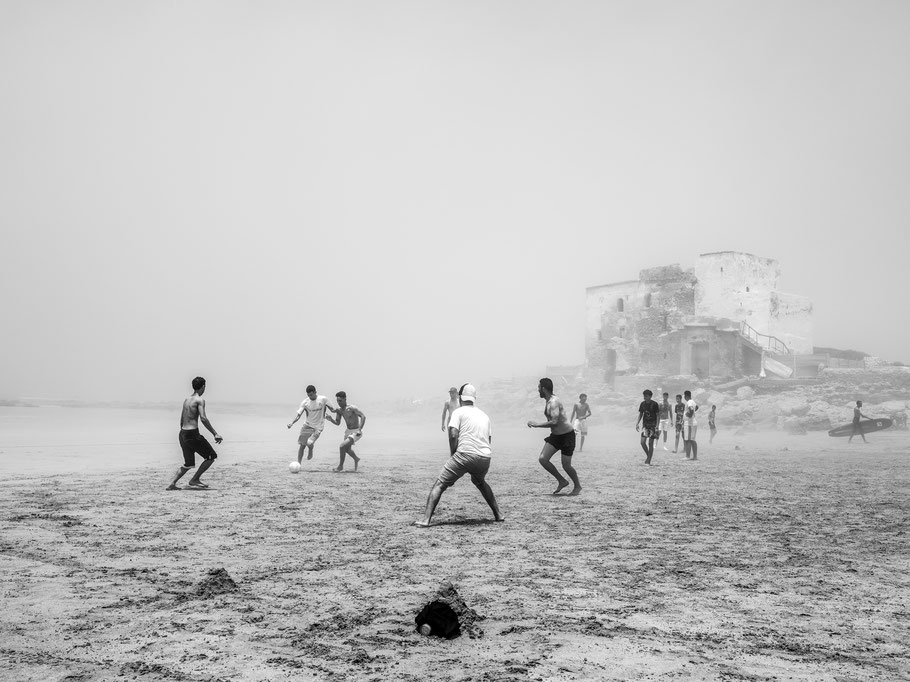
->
[737, 386, 755, 400]
[777, 398, 810, 417]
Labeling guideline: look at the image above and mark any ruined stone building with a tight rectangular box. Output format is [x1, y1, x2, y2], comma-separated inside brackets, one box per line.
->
[585, 252, 813, 380]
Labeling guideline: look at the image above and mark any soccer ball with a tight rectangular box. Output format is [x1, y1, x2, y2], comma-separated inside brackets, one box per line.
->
[289, 461, 301, 474]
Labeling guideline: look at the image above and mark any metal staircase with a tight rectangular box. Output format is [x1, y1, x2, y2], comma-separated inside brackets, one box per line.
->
[739, 320, 791, 355]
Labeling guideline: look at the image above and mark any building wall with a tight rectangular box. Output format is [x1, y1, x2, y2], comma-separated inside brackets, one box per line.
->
[695, 252, 780, 331]
[768, 293, 813, 354]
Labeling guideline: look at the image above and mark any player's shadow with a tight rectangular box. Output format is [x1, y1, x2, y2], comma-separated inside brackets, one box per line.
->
[431, 518, 501, 527]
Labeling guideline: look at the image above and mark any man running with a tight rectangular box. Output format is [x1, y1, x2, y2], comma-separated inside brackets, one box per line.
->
[167, 376, 222, 490]
[415, 384, 503, 527]
[658, 392, 672, 451]
[440, 387, 459, 433]
[636, 389, 660, 465]
[673, 394, 685, 453]
[848, 400, 871, 444]
[326, 390, 366, 471]
[683, 390, 699, 460]
[528, 377, 581, 496]
[570, 393, 592, 452]
[287, 385, 334, 463]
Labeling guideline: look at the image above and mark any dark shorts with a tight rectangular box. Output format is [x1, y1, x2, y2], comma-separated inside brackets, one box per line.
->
[675, 419, 684, 433]
[437, 451, 491, 488]
[544, 430, 577, 457]
[179, 429, 217, 467]
[640, 425, 658, 440]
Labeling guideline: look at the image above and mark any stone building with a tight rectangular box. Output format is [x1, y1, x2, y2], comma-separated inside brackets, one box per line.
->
[585, 252, 813, 381]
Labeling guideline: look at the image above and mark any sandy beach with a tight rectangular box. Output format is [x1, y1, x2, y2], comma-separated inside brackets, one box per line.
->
[1, 406, 908, 681]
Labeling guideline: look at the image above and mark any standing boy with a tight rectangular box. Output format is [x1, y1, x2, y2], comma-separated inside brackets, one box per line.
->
[167, 376, 223, 490]
[636, 389, 660, 465]
[708, 405, 717, 443]
[673, 394, 685, 453]
[287, 385, 334, 463]
[326, 391, 366, 471]
[570, 393, 592, 452]
[683, 390, 699, 460]
[658, 392, 672, 451]
[440, 387, 459, 433]
[528, 378, 581, 496]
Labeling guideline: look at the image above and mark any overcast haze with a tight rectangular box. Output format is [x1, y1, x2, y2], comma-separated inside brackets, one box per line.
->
[2, 1, 908, 405]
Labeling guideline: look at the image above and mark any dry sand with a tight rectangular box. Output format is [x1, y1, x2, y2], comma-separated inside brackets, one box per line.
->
[1, 409, 909, 681]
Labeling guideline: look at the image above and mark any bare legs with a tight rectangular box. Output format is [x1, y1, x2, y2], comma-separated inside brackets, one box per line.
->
[415, 478, 503, 527]
[538, 444, 581, 495]
[334, 440, 361, 472]
[166, 458, 213, 490]
[297, 442, 314, 464]
[578, 434, 586, 452]
[640, 436, 654, 464]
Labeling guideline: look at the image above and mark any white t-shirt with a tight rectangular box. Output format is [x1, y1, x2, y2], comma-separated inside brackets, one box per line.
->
[448, 405, 492, 458]
[685, 399, 698, 426]
[299, 395, 329, 429]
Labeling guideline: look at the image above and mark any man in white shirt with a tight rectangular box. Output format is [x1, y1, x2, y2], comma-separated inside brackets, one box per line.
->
[287, 384, 334, 464]
[683, 389, 699, 460]
[414, 383, 504, 527]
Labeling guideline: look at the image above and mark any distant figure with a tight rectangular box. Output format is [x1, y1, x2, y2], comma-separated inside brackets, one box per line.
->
[570, 393, 592, 452]
[636, 389, 660, 465]
[528, 377, 581, 496]
[673, 394, 685, 453]
[848, 400, 871, 444]
[708, 405, 717, 443]
[440, 387, 459, 432]
[167, 376, 222, 490]
[287, 385, 334, 463]
[683, 390, 699, 460]
[415, 384, 503, 527]
[326, 391, 366, 472]
[658, 392, 672, 451]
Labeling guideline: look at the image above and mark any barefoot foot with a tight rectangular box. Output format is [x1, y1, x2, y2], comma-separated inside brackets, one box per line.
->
[552, 480, 570, 495]
[568, 487, 582, 496]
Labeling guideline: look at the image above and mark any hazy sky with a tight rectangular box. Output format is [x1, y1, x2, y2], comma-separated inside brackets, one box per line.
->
[2, 1, 909, 404]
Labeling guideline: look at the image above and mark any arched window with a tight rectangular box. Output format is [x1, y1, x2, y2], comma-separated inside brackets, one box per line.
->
[746, 286, 750, 292]
[617, 298, 624, 312]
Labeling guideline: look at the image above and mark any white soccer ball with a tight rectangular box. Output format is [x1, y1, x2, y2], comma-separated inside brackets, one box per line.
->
[289, 461, 301, 474]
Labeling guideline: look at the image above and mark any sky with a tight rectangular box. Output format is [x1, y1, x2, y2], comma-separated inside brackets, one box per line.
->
[2, 1, 909, 405]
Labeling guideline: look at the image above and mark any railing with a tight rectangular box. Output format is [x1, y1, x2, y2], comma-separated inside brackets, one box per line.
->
[739, 320, 791, 355]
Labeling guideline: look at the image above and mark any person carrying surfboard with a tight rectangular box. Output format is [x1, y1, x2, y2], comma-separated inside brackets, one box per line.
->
[848, 400, 871, 444]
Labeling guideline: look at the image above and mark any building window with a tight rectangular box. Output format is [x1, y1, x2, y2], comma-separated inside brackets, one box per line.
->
[617, 298, 624, 312]
[746, 286, 750, 292]
[644, 293, 652, 308]
[597, 331, 602, 341]
[619, 327, 626, 339]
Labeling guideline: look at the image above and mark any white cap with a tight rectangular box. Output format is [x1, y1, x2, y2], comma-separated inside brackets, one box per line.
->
[459, 384, 477, 403]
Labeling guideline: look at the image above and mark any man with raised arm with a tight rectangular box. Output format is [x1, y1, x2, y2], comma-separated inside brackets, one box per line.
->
[326, 390, 366, 471]
[415, 383, 503, 527]
[528, 377, 581, 496]
[167, 376, 223, 490]
[287, 384, 334, 464]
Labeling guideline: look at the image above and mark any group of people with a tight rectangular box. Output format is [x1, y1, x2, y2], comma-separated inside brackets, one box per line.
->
[167, 379, 366, 490]
[636, 390, 717, 465]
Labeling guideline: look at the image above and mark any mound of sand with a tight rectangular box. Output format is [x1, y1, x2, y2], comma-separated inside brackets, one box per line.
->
[192, 567, 238, 598]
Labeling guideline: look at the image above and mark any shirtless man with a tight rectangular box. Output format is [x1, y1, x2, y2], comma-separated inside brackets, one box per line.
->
[673, 394, 685, 453]
[683, 390, 699, 460]
[570, 393, 592, 452]
[326, 391, 366, 471]
[441, 387, 459, 433]
[658, 392, 672, 451]
[287, 385, 334, 463]
[848, 400, 871, 444]
[167, 376, 222, 490]
[528, 377, 581, 496]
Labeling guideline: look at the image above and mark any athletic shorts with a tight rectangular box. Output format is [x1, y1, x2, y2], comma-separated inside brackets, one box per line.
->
[178, 429, 217, 467]
[545, 430, 576, 457]
[675, 419, 684, 433]
[437, 451, 491, 488]
[298, 425, 324, 446]
[709, 423, 717, 433]
[659, 419, 672, 432]
[640, 425, 658, 440]
[343, 428, 362, 444]
[572, 418, 588, 435]
[682, 424, 698, 440]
